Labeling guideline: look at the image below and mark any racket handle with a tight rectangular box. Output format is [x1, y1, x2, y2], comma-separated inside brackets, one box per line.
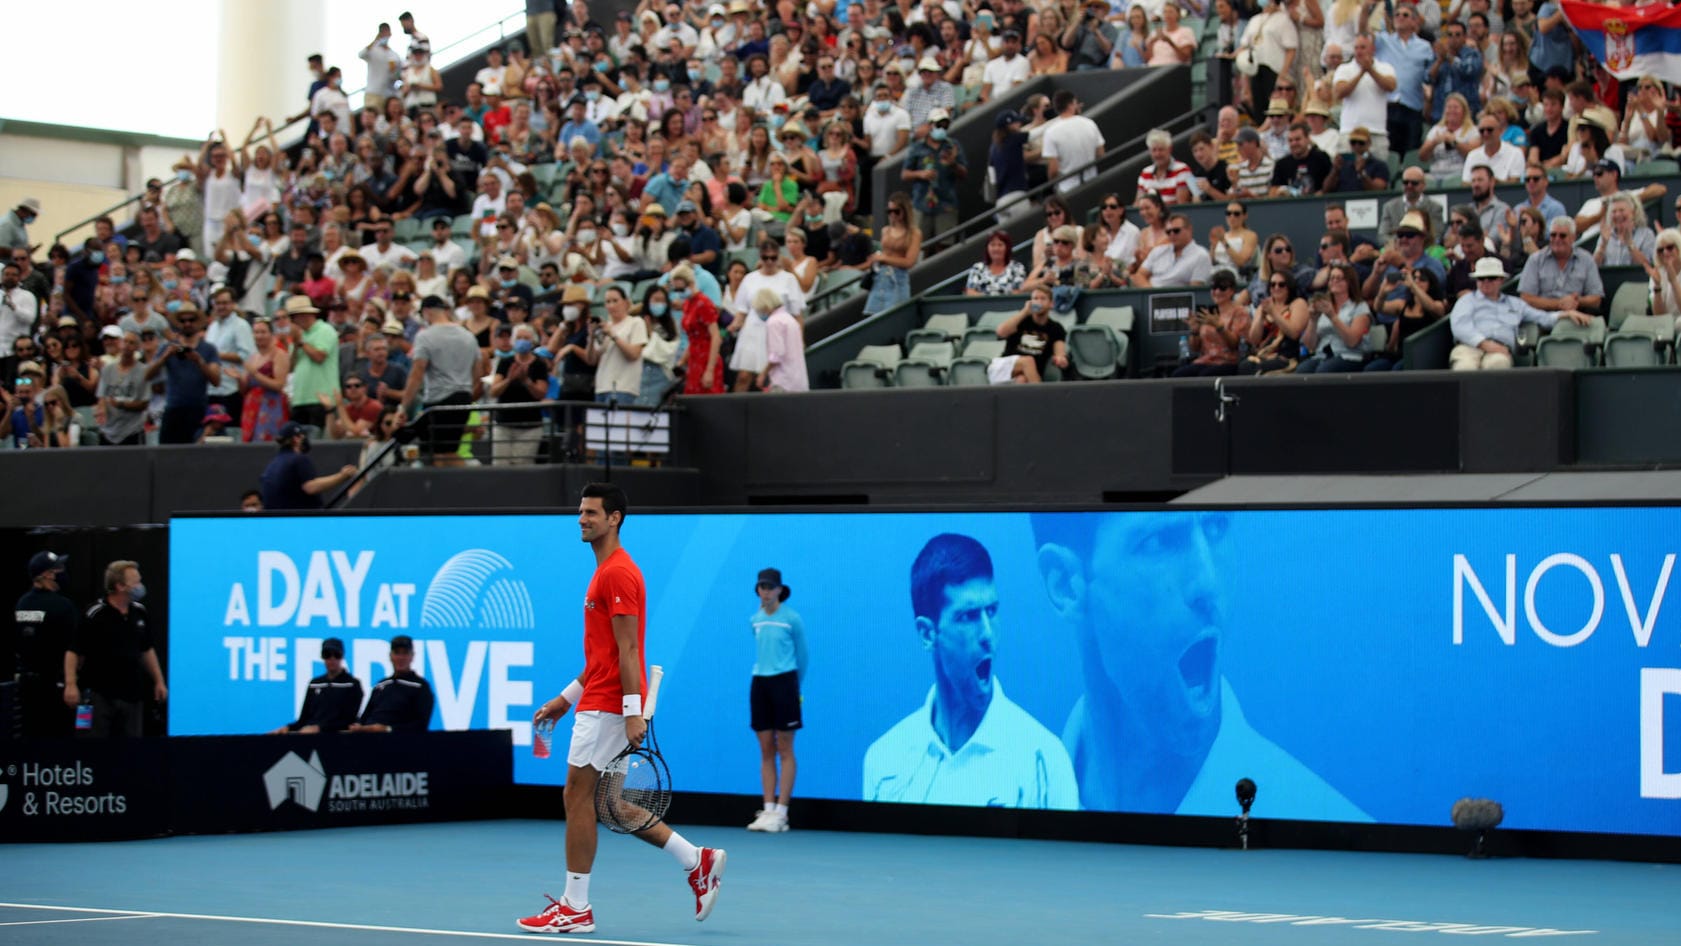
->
[644, 665, 664, 721]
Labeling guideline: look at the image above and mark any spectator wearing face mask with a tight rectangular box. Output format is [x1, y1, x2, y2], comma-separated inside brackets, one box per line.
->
[0, 198, 41, 251]
[490, 323, 550, 464]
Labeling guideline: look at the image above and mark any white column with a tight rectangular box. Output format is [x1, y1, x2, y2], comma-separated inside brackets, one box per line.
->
[216, 0, 327, 137]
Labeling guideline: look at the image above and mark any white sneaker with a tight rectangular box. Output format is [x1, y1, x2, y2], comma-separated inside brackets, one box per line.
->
[765, 810, 790, 833]
[746, 808, 774, 831]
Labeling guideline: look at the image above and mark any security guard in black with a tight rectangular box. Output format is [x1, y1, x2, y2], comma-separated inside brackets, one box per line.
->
[273, 637, 364, 733]
[350, 635, 434, 732]
[14, 552, 78, 736]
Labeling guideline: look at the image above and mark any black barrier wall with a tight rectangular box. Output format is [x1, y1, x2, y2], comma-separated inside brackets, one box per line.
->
[0, 731, 511, 841]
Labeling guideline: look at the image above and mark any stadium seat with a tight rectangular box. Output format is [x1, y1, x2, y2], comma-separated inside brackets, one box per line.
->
[962, 336, 1006, 360]
[1085, 305, 1135, 337]
[1050, 309, 1077, 334]
[1609, 281, 1650, 330]
[393, 218, 422, 242]
[451, 215, 475, 238]
[903, 340, 956, 371]
[948, 359, 993, 386]
[1549, 314, 1607, 348]
[1621, 313, 1676, 344]
[531, 164, 560, 191]
[976, 309, 1018, 333]
[961, 326, 1000, 353]
[894, 341, 955, 387]
[1535, 336, 1594, 369]
[1630, 158, 1680, 178]
[920, 312, 971, 340]
[841, 343, 903, 388]
[1068, 326, 1120, 380]
[1603, 331, 1664, 367]
[904, 328, 950, 350]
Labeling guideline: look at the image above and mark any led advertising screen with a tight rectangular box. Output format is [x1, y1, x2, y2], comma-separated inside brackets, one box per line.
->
[170, 507, 1681, 835]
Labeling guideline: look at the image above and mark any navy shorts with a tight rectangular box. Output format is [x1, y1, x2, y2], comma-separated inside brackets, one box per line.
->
[750, 671, 802, 732]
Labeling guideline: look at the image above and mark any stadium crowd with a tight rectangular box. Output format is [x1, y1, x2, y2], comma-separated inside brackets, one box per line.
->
[0, 0, 1678, 444]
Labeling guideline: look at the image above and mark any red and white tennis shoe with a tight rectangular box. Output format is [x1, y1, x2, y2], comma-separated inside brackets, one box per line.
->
[516, 894, 595, 934]
[687, 847, 727, 921]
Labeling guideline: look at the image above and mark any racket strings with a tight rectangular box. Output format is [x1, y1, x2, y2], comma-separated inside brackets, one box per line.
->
[596, 750, 672, 833]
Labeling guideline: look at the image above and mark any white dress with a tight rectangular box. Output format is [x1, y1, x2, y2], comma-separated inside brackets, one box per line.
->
[202, 168, 244, 252]
[241, 165, 282, 217]
[729, 309, 769, 373]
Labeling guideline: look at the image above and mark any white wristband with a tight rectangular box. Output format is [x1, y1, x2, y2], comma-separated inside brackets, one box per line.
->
[561, 680, 583, 705]
[622, 694, 643, 717]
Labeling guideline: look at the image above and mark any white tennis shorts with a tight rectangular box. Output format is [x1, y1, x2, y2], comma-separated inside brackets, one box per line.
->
[568, 710, 630, 770]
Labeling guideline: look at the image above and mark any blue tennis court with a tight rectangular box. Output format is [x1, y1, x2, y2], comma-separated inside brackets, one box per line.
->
[1, 820, 1673, 944]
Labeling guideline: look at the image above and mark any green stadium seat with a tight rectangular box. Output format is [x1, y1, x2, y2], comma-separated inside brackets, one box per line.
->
[904, 328, 950, 350]
[1535, 336, 1594, 369]
[1549, 314, 1607, 347]
[1085, 304, 1135, 336]
[920, 312, 971, 339]
[1620, 312, 1676, 344]
[1608, 281, 1650, 330]
[1068, 326, 1120, 380]
[962, 335, 1005, 359]
[393, 217, 423, 242]
[976, 309, 1017, 332]
[451, 215, 475, 238]
[841, 343, 903, 389]
[531, 164, 560, 190]
[1603, 331, 1664, 367]
[1630, 158, 1680, 179]
[948, 359, 993, 386]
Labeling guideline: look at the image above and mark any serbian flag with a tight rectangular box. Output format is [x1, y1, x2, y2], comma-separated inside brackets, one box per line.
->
[1563, 0, 1681, 81]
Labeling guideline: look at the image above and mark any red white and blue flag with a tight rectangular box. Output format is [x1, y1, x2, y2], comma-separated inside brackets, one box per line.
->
[1563, 0, 1681, 81]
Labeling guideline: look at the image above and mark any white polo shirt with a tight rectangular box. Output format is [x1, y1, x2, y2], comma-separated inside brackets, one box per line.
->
[862, 679, 1080, 809]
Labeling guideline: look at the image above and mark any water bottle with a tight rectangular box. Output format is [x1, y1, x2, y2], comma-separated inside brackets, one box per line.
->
[533, 717, 555, 758]
[75, 701, 94, 731]
[1178, 335, 1191, 362]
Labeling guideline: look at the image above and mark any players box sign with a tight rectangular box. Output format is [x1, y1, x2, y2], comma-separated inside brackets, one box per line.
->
[170, 508, 1681, 838]
[170, 731, 511, 834]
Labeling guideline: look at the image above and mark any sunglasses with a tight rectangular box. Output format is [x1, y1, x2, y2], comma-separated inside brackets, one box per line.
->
[1165, 227, 1183, 235]
[1525, 175, 1544, 182]
[1226, 209, 1244, 216]
[1270, 280, 1289, 288]
[344, 381, 364, 389]
[1396, 231, 1422, 239]
[1479, 127, 1497, 134]
[1319, 241, 1333, 250]
[1270, 246, 1292, 254]
[1276, 85, 1295, 92]
[1662, 246, 1679, 253]
[1403, 178, 1424, 186]
[1475, 275, 1502, 282]
[497, 224, 513, 230]
[1103, 203, 1122, 210]
[1053, 238, 1074, 245]
[1046, 209, 1064, 217]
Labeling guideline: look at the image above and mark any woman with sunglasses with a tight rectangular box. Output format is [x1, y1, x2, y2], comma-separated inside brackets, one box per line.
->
[1132, 193, 1170, 271]
[1240, 266, 1311, 374]
[863, 193, 920, 315]
[1245, 233, 1307, 306]
[1097, 195, 1141, 274]
[1030, 196, 1081, 271]
[1645, 228, 1681, 316]
[1174, 270, 1253, 377]
[1208, 203, 1258, 278]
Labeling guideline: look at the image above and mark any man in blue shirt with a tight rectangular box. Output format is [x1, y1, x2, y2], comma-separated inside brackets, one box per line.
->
[1363, 0, 1434, 155]
[142, 302, 221, 444]
[863, 534, 1078, 810]
[1428, 20, 1483, 121]
[640, 154, 693, 216]
[1530, 1, 1575, 76]
[672, 200, 722, 277]
[1451, 256, 1594, 369]
[1516, 162, 1569, 224]
[259, 421, 357, 510]
[557, 96, 602, 155]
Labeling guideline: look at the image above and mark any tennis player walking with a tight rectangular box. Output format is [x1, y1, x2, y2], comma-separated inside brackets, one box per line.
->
[518, 483, 726, 934]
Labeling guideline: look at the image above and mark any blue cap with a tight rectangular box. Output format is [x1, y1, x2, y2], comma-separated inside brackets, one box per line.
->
[28, 551, 68, 579]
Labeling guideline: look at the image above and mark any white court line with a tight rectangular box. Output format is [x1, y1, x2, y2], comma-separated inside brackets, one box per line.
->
[0, 914, 159, 928]
[0, 903, 698, 945]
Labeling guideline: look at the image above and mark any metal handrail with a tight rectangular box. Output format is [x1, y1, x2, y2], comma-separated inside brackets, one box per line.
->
[52, 8, 526, 248]
[326, 394, 678, 506]
[801, 110, 1209, 314]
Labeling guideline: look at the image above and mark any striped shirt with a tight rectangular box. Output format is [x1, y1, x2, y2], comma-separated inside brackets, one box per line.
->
[1137, 160, 1195, 205]
[1232, 156, 1276, 196]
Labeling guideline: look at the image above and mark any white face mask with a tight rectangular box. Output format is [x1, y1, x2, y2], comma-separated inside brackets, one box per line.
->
[564, 304, 583, 318]
[611, 222, 630, 237]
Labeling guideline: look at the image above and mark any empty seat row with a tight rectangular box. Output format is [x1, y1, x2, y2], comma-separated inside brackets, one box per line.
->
[1535, 314, 1678, 368]
[841, 305, 1136, 388]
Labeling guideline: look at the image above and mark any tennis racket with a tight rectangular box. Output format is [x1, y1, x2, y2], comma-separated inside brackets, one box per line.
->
[595, 665, 672, 834]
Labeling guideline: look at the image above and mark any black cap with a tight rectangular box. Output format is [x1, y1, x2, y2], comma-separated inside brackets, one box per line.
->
[420, 294, 451, 312]
[995, 109, 1024, 130]
[321, 637, 346, 657]
[28, 551, 68, 579]
[431, 216, 452, 228]
[755, 567, 791, 602]
[390, 634, 415, 652]
[277, 420, 307, 443]
[1592, 157, 1621, 177]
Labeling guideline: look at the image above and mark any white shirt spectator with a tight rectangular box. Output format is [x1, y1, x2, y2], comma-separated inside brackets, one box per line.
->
[362, 242, 418, 272]
[1462, 140, 1526, 183]
[864, 104, 913, 158]
[653, 22, 700, 53]
[1564, 142, 1628, 178]
[1332, 60, 1395, 139]
[1, 285, 39, 352]
[1139, 241, 1213, 287]
[1239, 7, 1299, 75]
[310, 85, 351, 131]
[982, 54, 1031, 100]
[471, 191, 508, 238]
[427, 240, 469, 275]
[735, 269, 806, 316]
[1042, 114, 1105, 194]
[1105, 220, 1141, 267]
[743, 75, 788, 113]
[475, 64, 507, 94]
[595, 315, 649, 397]
[359, 41, 402, 100]
[585, 97, 620, 126]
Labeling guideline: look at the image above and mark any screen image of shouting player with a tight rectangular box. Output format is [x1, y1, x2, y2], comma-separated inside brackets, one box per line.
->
[1031, 511, 1370, 821]
[518, 483, 727, 935]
